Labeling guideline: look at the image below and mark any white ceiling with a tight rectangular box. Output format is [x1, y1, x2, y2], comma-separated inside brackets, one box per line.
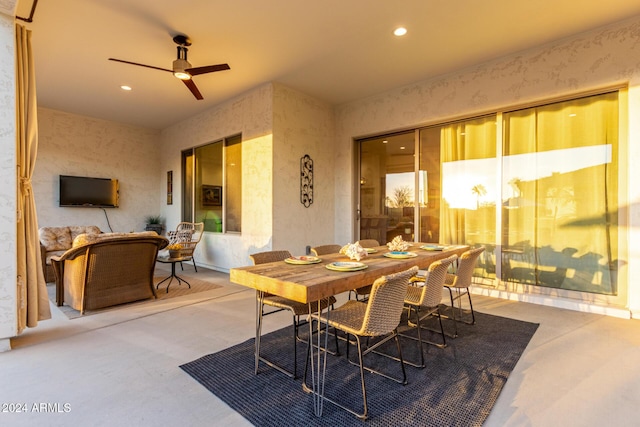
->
[17, 0, 640, 130]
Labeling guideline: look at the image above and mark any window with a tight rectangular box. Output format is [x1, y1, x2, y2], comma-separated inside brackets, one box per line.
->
[425, 115, 497, 246]
[182, 134, 242, 233]
[502, 92, 618, 294]
[358, 90, 621, 297]
[359, 131, 416, 244]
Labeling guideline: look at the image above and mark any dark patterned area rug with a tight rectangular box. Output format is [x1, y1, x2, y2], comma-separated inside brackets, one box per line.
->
[180, 311, 538, 426]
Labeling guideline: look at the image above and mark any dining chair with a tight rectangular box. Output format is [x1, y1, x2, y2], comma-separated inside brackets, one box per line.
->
[357, 239, 380, 248]
[305, 266, 418, 420]
[443, 246, 485, 337]
[402, 255, 458, 367]
[349, 239, 380, 300]
[251, 250, 336, 379]
[310, 244, 341, 257]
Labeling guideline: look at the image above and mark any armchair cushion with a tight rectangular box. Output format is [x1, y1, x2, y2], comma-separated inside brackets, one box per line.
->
[39, 225, 102, 283]
[39, 227, 73, 252]
[167, 229, 194, 246]
[72, 231, 157, 247]
[69, 225, 101, 242]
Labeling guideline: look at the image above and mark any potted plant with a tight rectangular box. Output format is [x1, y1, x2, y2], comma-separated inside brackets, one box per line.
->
[144, 215, 164, 234]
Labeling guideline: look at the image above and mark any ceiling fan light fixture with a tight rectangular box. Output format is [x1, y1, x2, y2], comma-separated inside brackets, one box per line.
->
[174, 71, 191, 80]
[172, 58, 191, 80]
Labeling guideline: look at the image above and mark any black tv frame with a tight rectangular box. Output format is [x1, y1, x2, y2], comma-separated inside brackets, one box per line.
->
[59, 175, 119, 208]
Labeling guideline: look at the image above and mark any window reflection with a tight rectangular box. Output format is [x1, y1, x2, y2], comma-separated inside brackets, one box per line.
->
[360, 91, 620, 297]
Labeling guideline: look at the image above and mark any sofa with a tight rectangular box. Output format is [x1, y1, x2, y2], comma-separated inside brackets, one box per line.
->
[51, 232, 169, 314]
[39, 225, 102, 282]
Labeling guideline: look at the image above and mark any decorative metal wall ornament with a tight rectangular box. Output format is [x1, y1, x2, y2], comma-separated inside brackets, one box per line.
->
[300, 154, 313, 208]
[167, 171, 173, 205]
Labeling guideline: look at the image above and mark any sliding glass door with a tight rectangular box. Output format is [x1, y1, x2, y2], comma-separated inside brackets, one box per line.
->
[502, 92, 619, 294]
[359, 131, 416, 245]
[357, 90, 622, 299]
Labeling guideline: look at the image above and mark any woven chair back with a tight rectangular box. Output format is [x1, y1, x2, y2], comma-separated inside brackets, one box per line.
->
[419, 255, 458, 308]
[357, 239, 380, 248]
[250, 250, 292, 265]
[452, 246, 486, 288]
[176, 222, 204, 244]
[310, 244, 341, 256]
[359, 266, 418, 336]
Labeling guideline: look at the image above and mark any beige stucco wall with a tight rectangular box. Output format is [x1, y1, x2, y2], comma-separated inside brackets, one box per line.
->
[272, 83, 337, 254]
[0, 12, 16, 347]
[334, 15, 640, 316]
[33, 108, 162, 233]
[159, 83, 275, 271]
[159, 83, 336, 270]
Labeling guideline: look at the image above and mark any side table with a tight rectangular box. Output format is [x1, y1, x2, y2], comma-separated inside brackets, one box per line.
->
[156, 255, 192, 293]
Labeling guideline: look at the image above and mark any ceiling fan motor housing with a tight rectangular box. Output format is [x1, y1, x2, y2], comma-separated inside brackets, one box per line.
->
[173, 58, 192, 79]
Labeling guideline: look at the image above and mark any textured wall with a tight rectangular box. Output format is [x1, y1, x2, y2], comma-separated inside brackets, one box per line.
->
[33, 108, 162, 233]
[159, 83, 274, 271]
[334, 15, 640, 314]
[0, 13, 16, 344]
[272, 83, 336, 255]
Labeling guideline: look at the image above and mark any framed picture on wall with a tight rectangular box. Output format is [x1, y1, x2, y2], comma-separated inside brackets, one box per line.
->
[167, 171, 173, 205]
[202, 185, 222, 206]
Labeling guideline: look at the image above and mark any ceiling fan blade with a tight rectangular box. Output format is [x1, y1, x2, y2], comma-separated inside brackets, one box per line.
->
[186, 63, 230, 76]
[108, 58, 173, 73]
[182, 79, 203, 100]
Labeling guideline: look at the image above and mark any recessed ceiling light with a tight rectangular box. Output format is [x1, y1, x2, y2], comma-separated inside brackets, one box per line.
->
[120, 85, 132, 91]
[382, 140, 388, 144]
[394, 27, 407, 37]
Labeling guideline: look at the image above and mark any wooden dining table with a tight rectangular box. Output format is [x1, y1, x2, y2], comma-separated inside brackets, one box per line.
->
[229, 243, 469, 416]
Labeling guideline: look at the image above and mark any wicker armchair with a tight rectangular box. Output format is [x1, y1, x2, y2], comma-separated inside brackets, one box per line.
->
[443, 246, 485, 336]
[402, 255, 458, 366]
[51, 235, 169, 314]
[251, 250, 337, 379]
[168, 222, 204, 272]
[306, 266, 418, 420]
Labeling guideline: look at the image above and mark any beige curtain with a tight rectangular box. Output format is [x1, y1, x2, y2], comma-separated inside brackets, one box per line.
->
[440, 117, 496, 245]
[16, 23, 50, 333]
[440, 124, 465, 243]
[502, 92, 618, 293]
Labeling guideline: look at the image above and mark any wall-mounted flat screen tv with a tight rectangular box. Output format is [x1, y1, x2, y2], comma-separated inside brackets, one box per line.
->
[59, 175, 119, 208]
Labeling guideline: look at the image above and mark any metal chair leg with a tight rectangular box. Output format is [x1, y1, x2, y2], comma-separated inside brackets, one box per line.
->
[446, 286, 475, 329]
[402, 305, 447, 350]
[304, 327, 407, 420]
[254, 293, 297, 379]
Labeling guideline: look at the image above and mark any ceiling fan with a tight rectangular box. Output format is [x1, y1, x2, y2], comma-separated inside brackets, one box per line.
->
[108, 34, 230, 100]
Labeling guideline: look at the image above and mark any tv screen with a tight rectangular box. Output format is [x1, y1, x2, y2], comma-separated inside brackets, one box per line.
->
[59, 175, 119, 208]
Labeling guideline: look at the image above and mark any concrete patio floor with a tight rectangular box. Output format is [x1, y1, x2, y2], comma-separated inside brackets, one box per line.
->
[1, 265, 639, 426]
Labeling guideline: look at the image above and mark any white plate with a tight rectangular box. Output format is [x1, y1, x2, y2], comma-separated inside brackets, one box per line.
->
[284, 256, 322, 265]
[326, 261, 368, 271]
[383, 251, 418, 259]
[365, 248, 377, 253]
[420, 244, 447, 251]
